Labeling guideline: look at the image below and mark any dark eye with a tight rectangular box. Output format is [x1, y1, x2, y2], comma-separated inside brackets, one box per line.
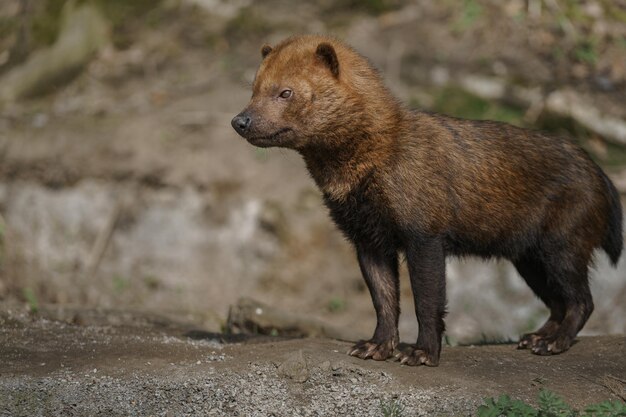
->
[279, 89, 292, 99]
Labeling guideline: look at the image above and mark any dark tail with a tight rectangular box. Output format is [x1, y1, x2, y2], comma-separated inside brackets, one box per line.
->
[599, 169, 623, 266]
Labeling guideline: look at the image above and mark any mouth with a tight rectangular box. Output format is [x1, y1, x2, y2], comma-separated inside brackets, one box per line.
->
[247, 128, 292, 145]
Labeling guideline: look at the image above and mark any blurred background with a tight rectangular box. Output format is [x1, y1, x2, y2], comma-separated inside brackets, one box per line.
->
[0, 0, 624, 345]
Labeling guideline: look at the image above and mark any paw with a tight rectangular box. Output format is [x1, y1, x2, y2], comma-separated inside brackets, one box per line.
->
[517, 333, 544, 350]
[518, 333, 572, 355]
[531, 335, 572, 355]
[347, 339, 396, 361]
[394, 345, 439, 367]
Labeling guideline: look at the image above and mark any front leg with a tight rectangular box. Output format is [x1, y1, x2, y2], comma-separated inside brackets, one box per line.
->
[348, 244, 399, 361]
[396, 236, 447, 366]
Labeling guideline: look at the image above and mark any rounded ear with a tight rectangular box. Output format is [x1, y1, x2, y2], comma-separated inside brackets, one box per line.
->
[316, 43, 339, 77]
[261, 44, 273, 59]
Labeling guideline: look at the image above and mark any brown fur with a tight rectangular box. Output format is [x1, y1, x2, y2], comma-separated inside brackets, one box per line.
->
[232, 35, 623, 366]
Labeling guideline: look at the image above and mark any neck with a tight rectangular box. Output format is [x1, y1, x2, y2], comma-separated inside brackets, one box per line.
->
[300, 129, 395, 202]
[299, 88, 407, 201]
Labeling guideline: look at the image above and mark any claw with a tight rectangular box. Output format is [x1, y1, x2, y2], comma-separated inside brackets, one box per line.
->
[347, 339, 395, 361]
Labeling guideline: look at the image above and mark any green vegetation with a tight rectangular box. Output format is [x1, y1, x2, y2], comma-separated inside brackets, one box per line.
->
[478, 389, 626, 417]
[380, 398, 405, 417]
[327, 296, 346, 313]
[23, 287, 39, 313]
[453, 0, 484, 32]
[112, 274, 130, 293]
[574, 39, 599, 65]
[430, 86, 525, 126]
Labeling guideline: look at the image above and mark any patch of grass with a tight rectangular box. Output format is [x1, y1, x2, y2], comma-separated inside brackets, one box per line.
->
[453, 0, 483, 32]
[327, 297, 346, 313]
[574, 39, 599, 65]
[380, 398, 405, 417]
[478, 394, 536, 417]
[23, 287, 39, 313]
[112, 274, 130, 293]
[431, 86, 525, 126]
[477, 389, 626, 417]
[585, 401, 626, 416]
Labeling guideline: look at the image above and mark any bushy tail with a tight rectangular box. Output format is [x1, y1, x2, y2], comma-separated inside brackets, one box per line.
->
[599, 170, 623, 266]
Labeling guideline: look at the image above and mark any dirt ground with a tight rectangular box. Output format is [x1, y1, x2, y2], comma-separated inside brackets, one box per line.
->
[1, 304, 624, 416]
[1, 0, 625, 344]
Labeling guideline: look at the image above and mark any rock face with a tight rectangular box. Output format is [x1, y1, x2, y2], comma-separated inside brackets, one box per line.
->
[1, 305, 624, 416]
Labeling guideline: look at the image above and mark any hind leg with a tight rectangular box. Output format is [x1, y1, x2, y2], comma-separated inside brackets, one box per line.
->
[516, 251, 594, 355]
[533, 251, 594, 355]
[514, 256, 566, 351]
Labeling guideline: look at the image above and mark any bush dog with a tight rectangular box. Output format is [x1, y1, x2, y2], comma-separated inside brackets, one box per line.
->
[231, 35, 623, 366]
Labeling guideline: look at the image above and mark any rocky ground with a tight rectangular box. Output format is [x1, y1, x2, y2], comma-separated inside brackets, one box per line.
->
[1, 305, 625, 416]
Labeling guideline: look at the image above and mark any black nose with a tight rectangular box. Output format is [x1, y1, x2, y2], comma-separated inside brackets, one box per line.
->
[231, 113, 251, 135]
